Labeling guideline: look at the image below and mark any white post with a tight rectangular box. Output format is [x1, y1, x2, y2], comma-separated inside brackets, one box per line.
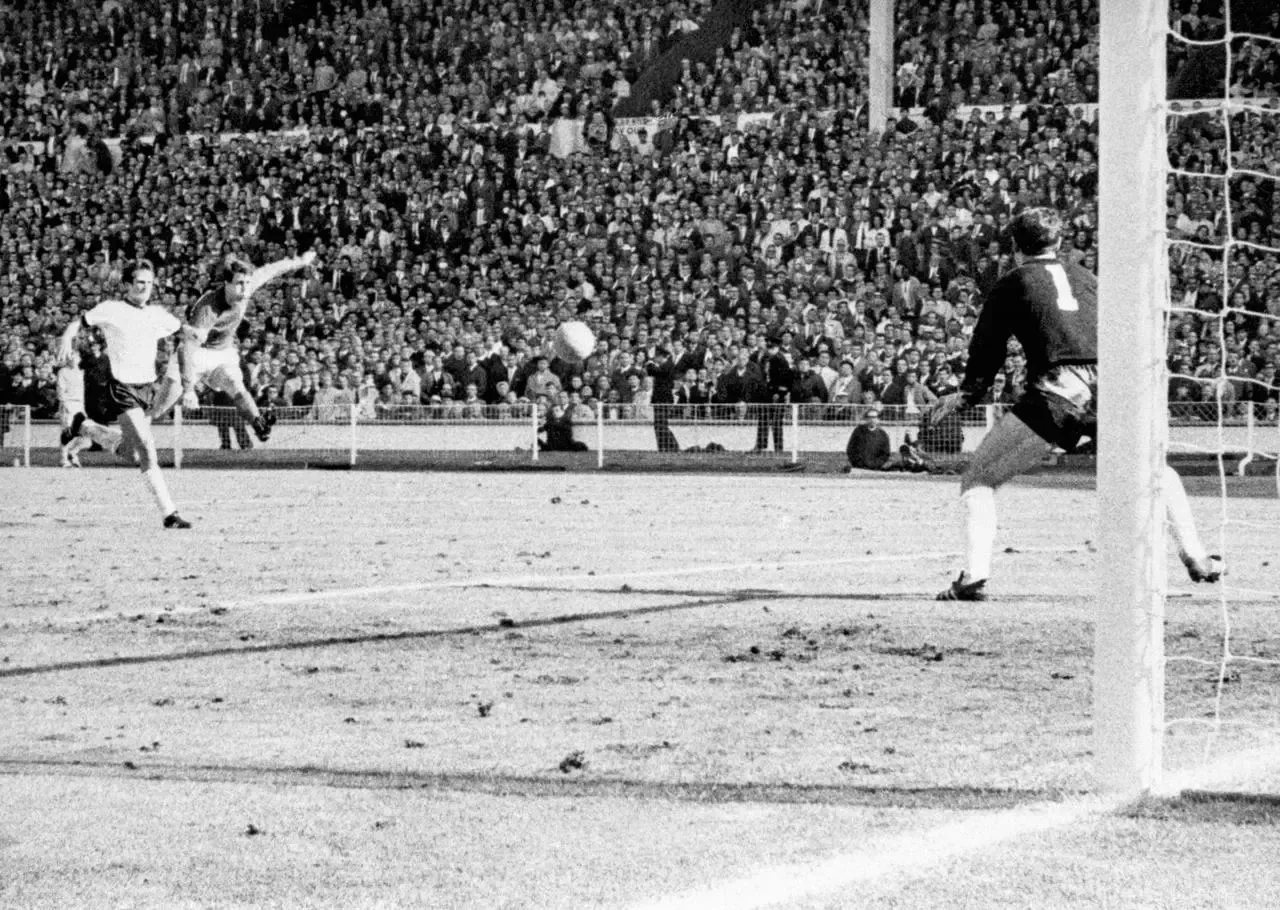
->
[1236, 403, 1255, 477]
[173, 405, 184, 471]
[1095, 0, 1168, 795]
[596, 405, 604, 469]
[790, 404, 799, 464]
[530, 407, 539, 463]
[349, 402, 358, 467]
[867, 0, 894, 134]
[21, 406, 31, 468]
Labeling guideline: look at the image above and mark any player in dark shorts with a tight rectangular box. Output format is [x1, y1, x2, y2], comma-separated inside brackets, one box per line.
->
[58, 340, 127, 466]
[928, 208, 1221, 601]
[58, 259, 191, 528]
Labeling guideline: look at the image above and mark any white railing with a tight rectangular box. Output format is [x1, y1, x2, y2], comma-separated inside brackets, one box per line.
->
[1, 405, 31, 468]
[12, 402, 1276, 470]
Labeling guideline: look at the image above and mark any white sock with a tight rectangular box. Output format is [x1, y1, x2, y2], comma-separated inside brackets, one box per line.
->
[143, 466, 177, 517]
[1164, 463, 1208, 560]
[81, 419, 120, 453]
[961, 485, 997, 581]
[65, 435, 92, 457]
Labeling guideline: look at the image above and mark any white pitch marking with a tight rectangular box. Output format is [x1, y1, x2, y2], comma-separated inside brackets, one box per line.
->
[631, 797, 1109, 910]
[220, 551, 971, 609]
[632, 742, 1280, 910]
[1158, 742, 1280, 796]
[9, 552, 933, 629]
[12, 546, 1083, 629]
[223, 547, 1084, 610]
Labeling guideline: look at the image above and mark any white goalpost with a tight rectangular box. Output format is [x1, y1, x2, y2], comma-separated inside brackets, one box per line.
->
[1098, 0, 1280, 797]
[1095, 0, 1171, 794]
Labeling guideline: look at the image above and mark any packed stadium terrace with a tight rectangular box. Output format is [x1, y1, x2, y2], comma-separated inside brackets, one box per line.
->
[1, 0, 1278, 422]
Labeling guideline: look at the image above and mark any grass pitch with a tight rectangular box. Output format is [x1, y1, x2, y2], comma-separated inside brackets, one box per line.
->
[1, 468, 1277, 908]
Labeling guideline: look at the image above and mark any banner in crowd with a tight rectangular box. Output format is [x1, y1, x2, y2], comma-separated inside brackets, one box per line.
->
[550, 111, 785, 159]
[611, 116, 668, 149]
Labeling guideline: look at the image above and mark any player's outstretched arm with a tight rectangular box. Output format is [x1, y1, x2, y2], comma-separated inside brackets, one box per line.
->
[57, 315, 84, 365]
[245, 251, 317, 300]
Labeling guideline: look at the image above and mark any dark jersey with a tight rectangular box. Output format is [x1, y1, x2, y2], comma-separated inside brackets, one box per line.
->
[959, 255, 1097, 405]
[82, 348, 117, 425]
[188, 287, 249, 351]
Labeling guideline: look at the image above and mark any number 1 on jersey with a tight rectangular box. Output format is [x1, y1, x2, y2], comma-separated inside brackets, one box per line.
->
[1046, 263, 1078, 311]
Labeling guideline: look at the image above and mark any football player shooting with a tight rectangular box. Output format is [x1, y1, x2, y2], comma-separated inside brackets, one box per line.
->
[57, 259, 191, 528]
[929, 207, 1221, 601]
[151, 251, 317, 440]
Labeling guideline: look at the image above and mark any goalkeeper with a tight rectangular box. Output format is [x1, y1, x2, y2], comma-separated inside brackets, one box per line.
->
[58, 341, 124, 467]
[930, 208, 1222, 601]
[151, 252, 316, 441]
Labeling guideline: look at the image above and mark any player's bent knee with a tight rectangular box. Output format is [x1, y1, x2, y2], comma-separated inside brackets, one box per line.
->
[959, 468, 991, 494]
[959, 449, 1003, 491]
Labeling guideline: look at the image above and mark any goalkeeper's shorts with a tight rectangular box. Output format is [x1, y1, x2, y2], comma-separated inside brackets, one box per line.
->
[1013, 363, 1098, 452]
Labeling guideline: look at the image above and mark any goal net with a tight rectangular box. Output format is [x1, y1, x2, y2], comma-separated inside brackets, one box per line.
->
[0, 405, 30, 468]
[1099, 0, 1280, 796]
[1163, 1, 1280, 796]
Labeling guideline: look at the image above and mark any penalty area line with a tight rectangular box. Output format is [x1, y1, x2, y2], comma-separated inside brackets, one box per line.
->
[16, 546, 1082, 629]
[631, 741, 1280, 910]
[630, 796, 1110, 910]
[224, 545, 1082, 610]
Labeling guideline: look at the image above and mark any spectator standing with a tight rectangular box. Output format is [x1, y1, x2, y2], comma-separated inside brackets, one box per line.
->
[646, 345, 680, 452]
[754, 336, 793, 452]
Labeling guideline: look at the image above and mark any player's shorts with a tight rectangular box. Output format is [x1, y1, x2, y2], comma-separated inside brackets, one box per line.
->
[100, 378, 156, 421]
[1013, 363, 1098, 452]
[189, 345, 244, 393]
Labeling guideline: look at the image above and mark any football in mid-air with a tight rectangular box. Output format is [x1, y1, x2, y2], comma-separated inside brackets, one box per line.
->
[553, 321, 596, 363]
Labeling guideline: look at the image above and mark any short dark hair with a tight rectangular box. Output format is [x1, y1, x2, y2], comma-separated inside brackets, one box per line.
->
[1008, 207, 1062, 255]
[121, 259, 155, 284]
[221, 257, 254, 283]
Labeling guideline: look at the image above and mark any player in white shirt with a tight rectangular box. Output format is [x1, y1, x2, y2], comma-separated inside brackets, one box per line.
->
[151, 252, 316, 440]
[57, 260, 192, 528]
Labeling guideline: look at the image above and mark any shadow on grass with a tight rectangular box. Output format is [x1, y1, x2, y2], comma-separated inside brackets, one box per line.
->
[0, 593, 753, 679]
[1123, 790, 1280, 825]
[0, 756, 1082, 811]
[0, 584, 1093, 680]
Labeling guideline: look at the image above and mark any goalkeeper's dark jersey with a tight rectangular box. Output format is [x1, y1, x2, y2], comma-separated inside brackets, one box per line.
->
[959, 254, 1097, 404]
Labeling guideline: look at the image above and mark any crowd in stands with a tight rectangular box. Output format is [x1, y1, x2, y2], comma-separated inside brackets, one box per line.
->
[894, 0, 1099, 111]
[1, 0, 1279, 434]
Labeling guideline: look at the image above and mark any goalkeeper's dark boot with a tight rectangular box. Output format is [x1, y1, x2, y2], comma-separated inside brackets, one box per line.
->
[61, 412, 85, 446]
[937, 571, 988, 602]
[1180, 551, 1224, 584]
[251, 410, 276, 442]
[163, 512, 192, 529]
